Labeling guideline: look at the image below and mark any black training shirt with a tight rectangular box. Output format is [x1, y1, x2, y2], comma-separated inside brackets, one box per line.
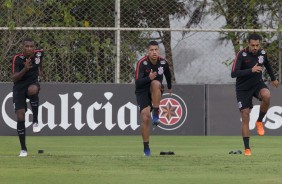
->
[135, 56, 172, 93]
[231, 48, 276, 91]
[12, 49, 44, 86]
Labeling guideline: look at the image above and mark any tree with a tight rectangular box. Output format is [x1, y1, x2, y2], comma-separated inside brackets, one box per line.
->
[208, 0, 281, 79]
[0, 0, 217, 83]
[120, 0, 201, 83]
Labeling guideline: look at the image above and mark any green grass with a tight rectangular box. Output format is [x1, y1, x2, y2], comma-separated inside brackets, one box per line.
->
[0, 136, 281, 184]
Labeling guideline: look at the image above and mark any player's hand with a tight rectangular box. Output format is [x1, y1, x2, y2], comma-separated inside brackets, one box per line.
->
[149, 69, 157, 80]
[271, 79, 279, 88]
[24, 58, 32, 71]
[252, 63, 263, 73]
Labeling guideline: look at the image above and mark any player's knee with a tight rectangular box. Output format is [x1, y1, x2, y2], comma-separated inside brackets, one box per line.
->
[142, 114, 151, 123]
[261, 90, 271, 101]
[141, 112, 151, 123]
[28, 85, 39, 96]
[240, 109, 250, 120]
[16, 110, 25, 121]
[150, 80, 161, 91]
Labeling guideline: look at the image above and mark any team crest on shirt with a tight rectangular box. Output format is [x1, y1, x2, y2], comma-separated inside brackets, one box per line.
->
[238, 101, 242, 109]
[261, 50, 266, 54]
[258, 55, 264, 64]
[36, 52, 42, 57]
[19, 56, 25, 59]
[35, 57, 41, 64]
[143, 61, 148, 65]
[160, 60, 166, 65]
[242, 52, 247, 57]
[158, 66, 164, 75]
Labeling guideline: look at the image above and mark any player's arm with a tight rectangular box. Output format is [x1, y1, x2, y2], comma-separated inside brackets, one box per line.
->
[164, 62, 172, 95]
[263, 54, 276, 81]
[135, 61, 151, 88]
[38, 52, 44, 79]
[263, 54, 279, 88]
[164, 61, 172, 90]
[231, 52, 253, 78]
[12, 57, 32, 82]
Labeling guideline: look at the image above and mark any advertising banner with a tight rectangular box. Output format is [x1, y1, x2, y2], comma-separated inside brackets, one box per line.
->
[207, 84, 282, 135]
[0, 83, 205, 136]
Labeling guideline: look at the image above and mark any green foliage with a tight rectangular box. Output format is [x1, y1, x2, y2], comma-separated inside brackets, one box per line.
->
[209, 0, 281, 80]
[0, 0, 189, 83]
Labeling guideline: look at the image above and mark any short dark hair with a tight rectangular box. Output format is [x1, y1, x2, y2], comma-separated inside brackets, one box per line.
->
[22, 37, 34, 44]
[248, 33, 262, 42]
[147, 40, 159, 48]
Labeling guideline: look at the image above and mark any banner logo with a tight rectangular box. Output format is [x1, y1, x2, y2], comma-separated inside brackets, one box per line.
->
[157, 93, 187, 130]
[248, 105, 282, 130]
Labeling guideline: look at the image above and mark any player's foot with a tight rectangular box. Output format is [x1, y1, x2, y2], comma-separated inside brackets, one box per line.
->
[33, 122, 41, 133]
[256, 121, 265, 136]
[152, 115, 160, 126]
[244, 148, 251, 156]
[144, 148, 151, 156]
[19, 150, 28, 157]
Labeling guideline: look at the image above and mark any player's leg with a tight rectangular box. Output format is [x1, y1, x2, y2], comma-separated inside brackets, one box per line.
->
[240, 108, 251, 155]
[16, 109, 28, 157]
[136, 91, 152, 156]
[27, 83, 41, 133]
[140, 106, 151, 156]
[150, 80, 162, 125]
[237, 90, 252, 156]
[13, 89, 28, 157]
[254, 84, 270, 136]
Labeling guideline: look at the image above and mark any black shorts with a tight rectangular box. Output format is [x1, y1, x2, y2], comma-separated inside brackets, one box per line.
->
[135, 84, 164, 112]
[236, 82, 267, 110]
[136, 88, 152, 112]
[13, 82, 40, 111]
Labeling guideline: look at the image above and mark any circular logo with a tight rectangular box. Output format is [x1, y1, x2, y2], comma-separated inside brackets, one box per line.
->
[157, 93, 187, 130]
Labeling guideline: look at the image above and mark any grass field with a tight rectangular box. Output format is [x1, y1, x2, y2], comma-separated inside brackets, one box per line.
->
[0, 136, 281, 184]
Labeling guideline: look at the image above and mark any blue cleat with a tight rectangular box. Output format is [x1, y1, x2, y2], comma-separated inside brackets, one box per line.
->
[144, 148, 151, 156]
[152, 115, 160, 126]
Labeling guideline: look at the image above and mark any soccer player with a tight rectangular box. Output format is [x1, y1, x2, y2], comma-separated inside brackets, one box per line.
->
[12, 38, 44, 157]
[135, 41, 172, 156]
[231, 33, 279, 156]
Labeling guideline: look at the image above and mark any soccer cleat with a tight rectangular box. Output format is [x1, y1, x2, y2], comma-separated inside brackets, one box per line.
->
[256, 121, 265, 136]
[152, 115, 160, 126]
[19, 150, 28, 157]
[33, 122, 41, 133]
[244, 149, 251, 156]
[144, 148, 151, 156]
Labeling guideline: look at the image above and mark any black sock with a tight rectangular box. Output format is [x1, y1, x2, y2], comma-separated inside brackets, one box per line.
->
[143, 142, 149, 150]
[17, 121, 27, 151]
[29, 94, 39, 123]
[243, 137, 250, 149]
[257, 111, 266, 122]
[152, 107, 159, 116]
